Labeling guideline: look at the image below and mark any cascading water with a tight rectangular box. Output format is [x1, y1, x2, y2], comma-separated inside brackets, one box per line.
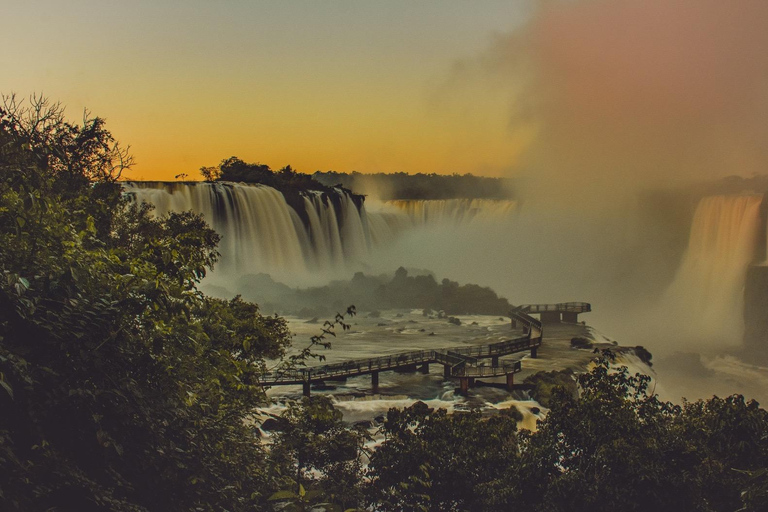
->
[123, 182, 768, 404]
[659, 194, 763, 346]
[122, 182, 519, 285]
[123, 182, 375, 283]
[369, 198, 518, 227]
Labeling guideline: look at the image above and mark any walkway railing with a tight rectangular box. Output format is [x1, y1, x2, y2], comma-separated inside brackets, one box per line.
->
[263, 306, 548, 388]
[521, 302, 591, 314]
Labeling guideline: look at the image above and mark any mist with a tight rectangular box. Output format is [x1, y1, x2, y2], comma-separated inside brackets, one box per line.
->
[440, 0, 768, 196]
[123, 1, 768, 402]
[392, 0, 768, 399]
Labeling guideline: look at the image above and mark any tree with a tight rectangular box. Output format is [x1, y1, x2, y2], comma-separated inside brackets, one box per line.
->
[0, 94, 292, 511]
[367, 402, 520, 511]
[516, 360, 768, 512]
[269, 396, 366, 511]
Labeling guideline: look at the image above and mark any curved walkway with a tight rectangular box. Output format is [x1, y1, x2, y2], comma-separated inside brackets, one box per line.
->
[262, 307, 556, 396]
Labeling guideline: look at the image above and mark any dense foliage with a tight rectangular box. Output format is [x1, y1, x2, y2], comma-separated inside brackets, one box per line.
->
[363, 362, 768, 512]
[0, 96, 292, 510]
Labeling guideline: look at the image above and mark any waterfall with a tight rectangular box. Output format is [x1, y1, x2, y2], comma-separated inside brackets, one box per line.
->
[371, 198, 518, 227]
[122, 182, 371, 283]
[123, 182, 520, 286]
[661, 194, 763, 345]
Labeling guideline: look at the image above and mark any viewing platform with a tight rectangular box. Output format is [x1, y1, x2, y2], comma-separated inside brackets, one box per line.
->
[263, 309, 543, 396]
[518, 302, 591, 324]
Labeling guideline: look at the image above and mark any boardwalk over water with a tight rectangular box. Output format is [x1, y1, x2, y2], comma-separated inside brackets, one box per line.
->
[263, 308, 551, 396]
[520, 302, 591, 324]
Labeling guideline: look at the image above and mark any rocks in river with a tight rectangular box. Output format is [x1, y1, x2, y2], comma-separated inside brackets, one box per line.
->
[377, 322, 387, 327]
[353, 420, 373, 429]
[447, 316, 461, 326]
[428, 332, 436, 336]
[374, 415, 385, 424]
[530, 407, 541, 415]
[570, 337, 593, 349]
[633, 345, 653, 366]
[305, 317, 319, 324]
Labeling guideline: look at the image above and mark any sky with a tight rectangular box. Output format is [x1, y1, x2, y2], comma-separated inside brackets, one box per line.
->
[3, 0, 768, 184]
[1, 0, 535, 180]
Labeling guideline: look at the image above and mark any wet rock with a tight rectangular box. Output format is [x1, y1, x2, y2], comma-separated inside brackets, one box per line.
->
[633, 345, 653, 366]
[354, 420, 373, 429]
[571, 337, 593, 349]
[530, 407, 541, 415]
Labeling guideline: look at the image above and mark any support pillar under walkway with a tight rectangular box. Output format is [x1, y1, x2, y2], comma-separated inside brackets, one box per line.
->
[540, 311, 561, 324]
[371, 371, 379, 393]
[458, 377, 475, 396]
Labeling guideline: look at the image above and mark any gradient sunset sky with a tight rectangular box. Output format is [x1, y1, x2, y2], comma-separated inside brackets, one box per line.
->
[3, 1, 768, 183]
[2, 1, 538, 180]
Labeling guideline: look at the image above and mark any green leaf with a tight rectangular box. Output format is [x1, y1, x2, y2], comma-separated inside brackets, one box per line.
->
[269, 490, 298, 501]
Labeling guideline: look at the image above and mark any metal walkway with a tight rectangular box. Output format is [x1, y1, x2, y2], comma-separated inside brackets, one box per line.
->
[262, 308, 545, 395]
[518, 302, 591, 324]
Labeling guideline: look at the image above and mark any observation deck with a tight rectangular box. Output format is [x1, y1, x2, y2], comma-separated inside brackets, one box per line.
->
[262, 308, 545, 396]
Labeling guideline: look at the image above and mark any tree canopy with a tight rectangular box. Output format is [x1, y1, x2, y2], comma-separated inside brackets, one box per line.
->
[0, 95, 292, 511]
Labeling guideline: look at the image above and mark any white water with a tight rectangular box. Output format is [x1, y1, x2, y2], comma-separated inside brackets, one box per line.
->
[124, 183, 768, 403]
[657, 195, 762, 347]
[122, 182, 518, 286]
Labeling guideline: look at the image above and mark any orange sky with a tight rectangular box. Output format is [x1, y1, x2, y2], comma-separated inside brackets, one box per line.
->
[4, 1, 767, 185]
[1, 1, 535, 180]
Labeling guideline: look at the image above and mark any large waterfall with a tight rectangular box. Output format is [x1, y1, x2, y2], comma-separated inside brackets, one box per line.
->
[122, 182, 518, 284]
[659, 194, 763, 346]
[124, 183, 767, 348]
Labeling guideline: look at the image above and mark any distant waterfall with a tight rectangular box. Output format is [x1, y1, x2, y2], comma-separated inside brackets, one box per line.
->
[123, 182, 374, 282]
[375, 199, 518, 226]
[123, 182, 518, 284]
[662, 194, 763, 344]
